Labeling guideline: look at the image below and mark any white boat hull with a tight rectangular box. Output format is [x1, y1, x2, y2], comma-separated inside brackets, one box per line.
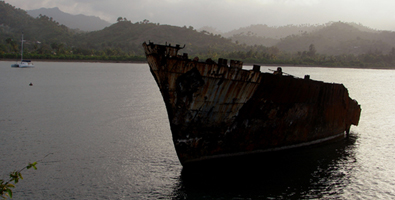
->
[11, 61, 34, 68]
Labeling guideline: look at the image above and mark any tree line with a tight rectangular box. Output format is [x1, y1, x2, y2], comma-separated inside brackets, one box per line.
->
[2, 39, 395, 68]
[194, 44, 395, 68]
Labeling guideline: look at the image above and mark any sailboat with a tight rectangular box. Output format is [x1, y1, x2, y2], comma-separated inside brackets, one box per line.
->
[11, 32, 34, 68]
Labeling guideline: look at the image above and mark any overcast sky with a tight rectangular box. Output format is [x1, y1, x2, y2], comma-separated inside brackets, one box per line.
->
[5, 0, 395, 32]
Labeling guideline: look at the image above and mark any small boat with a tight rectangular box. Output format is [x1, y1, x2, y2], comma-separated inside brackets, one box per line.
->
[11, 59, 35, 68]
[11, 32, 34, 68]
[143, 41, 361, 166]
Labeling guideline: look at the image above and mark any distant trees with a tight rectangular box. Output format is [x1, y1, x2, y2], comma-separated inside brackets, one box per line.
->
[198, 42, 395, 68]
[5, 38, 18, 52]
[117, 17, 130, 22]
[141, 19, 150, 24]
[50, 42, 66, 54]
[308, 44, 316, 57]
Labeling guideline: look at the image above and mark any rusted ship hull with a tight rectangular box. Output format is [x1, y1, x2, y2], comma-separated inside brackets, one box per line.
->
[143, 42, 361, 166]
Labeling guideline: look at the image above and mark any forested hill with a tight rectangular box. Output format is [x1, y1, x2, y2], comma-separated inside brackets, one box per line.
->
[2, 1, 395, 68]
[276, 22, 395, 55]
[220, 22, 395, 55]
[2, 0, 395, 56]
[0, 2, 75, 45]
[0, 1, 238, 56]
[223, 23, 325, 45]
[223, 22, 377, 40]
[75, 19, 238, 55]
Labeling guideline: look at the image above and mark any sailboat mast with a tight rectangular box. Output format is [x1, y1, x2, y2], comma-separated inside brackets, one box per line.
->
[21, 32, 23, 62]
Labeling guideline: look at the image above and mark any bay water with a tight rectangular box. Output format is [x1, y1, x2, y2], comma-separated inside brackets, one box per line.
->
[0, 61, 394, 199]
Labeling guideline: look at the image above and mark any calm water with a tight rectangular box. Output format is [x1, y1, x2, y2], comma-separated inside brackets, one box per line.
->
[0, 61, 394, 199]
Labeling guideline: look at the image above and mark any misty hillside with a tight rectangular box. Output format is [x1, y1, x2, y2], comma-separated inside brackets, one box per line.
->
[199, 22, 394, 56]
[216, 22, 381, 48]
[223, 24, 324, 39]
[223, 22, 377, 39]
[27, 7, 111, 32]
[277, 22, 395, 55]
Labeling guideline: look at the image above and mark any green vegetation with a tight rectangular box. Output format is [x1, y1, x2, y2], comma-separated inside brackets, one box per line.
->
[0, 162, 37, 199]
[213, 44, 395, 68]
[1, 1, 395, 68]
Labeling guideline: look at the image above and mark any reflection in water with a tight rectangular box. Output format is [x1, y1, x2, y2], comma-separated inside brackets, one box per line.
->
[172, 134, 358, 199]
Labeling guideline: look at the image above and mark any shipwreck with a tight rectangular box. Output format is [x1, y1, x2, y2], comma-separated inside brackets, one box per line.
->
[142, 41, 361, 166]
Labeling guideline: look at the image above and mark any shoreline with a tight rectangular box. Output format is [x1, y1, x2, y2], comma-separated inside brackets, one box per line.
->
[2, 58, 394, 70]
[0, 58, 146, 64]
[248, 63, 395, 70]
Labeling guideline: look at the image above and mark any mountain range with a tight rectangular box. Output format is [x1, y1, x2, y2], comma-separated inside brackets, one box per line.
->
[2, 1, 395, 59]
[27, 7, 111, 32]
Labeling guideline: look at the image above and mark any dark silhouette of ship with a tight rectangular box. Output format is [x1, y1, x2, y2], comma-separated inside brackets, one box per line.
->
[143, 42, 361, 166]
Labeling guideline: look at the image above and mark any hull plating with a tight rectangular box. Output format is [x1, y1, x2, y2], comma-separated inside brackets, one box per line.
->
[143, 42, 361, 165]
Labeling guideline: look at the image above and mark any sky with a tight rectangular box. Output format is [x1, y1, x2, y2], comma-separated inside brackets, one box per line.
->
[5, 0, 395, 32]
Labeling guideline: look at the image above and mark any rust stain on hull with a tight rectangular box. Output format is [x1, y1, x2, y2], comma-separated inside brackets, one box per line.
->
[143, 42, 361, 166]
